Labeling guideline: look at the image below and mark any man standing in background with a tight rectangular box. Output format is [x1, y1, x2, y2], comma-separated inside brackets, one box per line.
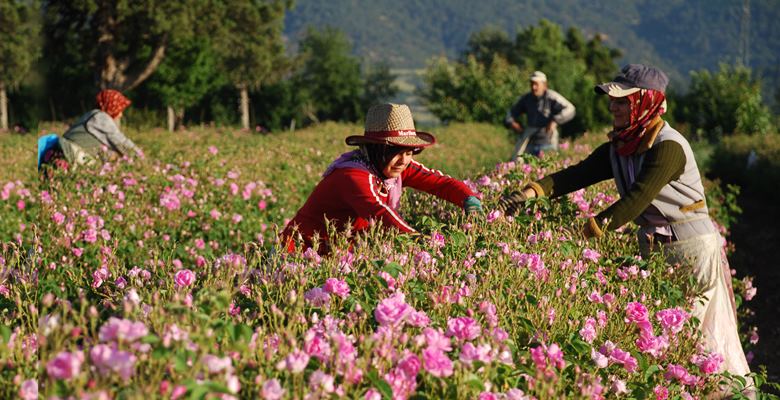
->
[504, 71, 576, 159]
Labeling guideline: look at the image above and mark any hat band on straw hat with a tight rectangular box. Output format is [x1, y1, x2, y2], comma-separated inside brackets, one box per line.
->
[365, 130, 418, 138]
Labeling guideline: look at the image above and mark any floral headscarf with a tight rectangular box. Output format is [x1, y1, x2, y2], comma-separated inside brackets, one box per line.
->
[609, 89, 666, 156]
[96, 89, 132, 119]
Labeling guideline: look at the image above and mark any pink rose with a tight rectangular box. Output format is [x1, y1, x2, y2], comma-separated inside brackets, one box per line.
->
[304, 330, 332, 361]
[374, 292, 413, 326]
[304, 287, 331, 307]
[653, 385, 669, 400]
[397, 352, 421, 378]
[413, 250, 434, 266]
[422, 347, 453, 377]
[445, 317, 481, 341]
[664, 364, 698, 386]
[82, 228, 98, 243]
[276, 349, 310, 373]
[323, 278, 350, 299]
[692, 352, 724, 374]
[90, 344, 137, 380]
[174, 269, 196, 288]
[625, 301, 649, 324]
[486, 210, 502, 222]
[407, 310, 431, 327]
[98, 317, 148, 343]
[421, 327, 452, 352]
[46, 351, 84, 380]
[262, 378, 285, 400]
[171, 385, 187, 400]
[582, 248, 601, 262]
[579, 317, 597, 343]
[308, 370, 335, 393]
[655, 307, 689, 334]
[591, 348, 609, 369]
[52, 212, 65, 225]
[19, 379, 37, 400]
[635, 331, 669, 358]
[459, 342, 493, 365]
[610, 348, 638, 373]
[202, 354, 233, 374]
[364, 389, 382, 400]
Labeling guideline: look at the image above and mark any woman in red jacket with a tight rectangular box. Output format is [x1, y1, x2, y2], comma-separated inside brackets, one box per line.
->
[283, 103, 482, 252]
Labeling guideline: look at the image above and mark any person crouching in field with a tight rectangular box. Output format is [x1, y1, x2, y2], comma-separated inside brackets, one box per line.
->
[38, 89, 142, 172]
[282, 103, 482, 253]
[499, 64, 753, 397]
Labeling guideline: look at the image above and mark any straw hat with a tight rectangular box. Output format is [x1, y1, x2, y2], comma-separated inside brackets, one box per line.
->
[345, 103, 436, 148]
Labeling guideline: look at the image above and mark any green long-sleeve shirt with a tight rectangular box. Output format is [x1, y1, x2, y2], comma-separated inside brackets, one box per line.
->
[533, 140, 686, 230]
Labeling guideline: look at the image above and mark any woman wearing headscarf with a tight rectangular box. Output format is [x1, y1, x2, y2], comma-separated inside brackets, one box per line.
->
[38, 89, 142, 171]
[283, 103, 482, 252]
[499, 64, 753, 396]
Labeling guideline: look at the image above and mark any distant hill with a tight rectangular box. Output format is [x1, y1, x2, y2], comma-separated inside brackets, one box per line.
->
[284, 0, 780, 90]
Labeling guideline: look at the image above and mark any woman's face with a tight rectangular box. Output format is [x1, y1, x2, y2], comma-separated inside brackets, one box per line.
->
[609, 96, 631, 129]
[383, 149, 414, 178]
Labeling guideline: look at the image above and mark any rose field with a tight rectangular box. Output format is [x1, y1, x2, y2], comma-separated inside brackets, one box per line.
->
[1, 123, 776, 399]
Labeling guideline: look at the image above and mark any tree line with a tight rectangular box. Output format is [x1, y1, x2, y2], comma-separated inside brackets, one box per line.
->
[422, 20, 777, 139]
[1, 1, 776, 138]
[1, 0, 398, 132]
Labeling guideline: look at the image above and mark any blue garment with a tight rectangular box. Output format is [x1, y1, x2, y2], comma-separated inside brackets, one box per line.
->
[37, 134, 60, 170]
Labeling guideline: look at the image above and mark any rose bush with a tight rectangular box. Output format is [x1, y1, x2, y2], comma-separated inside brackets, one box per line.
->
[0, 122, 772, 398]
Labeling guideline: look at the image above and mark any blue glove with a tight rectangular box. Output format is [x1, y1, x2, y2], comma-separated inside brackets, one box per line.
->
[463, 196, 483, 214]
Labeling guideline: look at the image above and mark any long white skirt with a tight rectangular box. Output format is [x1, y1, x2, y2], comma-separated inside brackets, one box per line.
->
[640, 232, 753, 396]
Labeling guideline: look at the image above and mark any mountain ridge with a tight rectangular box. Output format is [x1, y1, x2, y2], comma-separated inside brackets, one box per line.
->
[283, 0, 780, 89]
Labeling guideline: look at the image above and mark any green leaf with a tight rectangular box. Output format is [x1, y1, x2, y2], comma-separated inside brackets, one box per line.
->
[187, 386, 209, 400]
[174, 353, 189, 373]
[152, 347, 171, 359]
[235, 323, 253, 342]
[449, 231, 467, 248]
[382, 262, 403, 278]
[568, 339, 590, 357]
[367, 370, 393, 399]
[0, 325, 11, 344]
[141, 334, 160, 344]
[464, 373, 485, 391]
[643, 364, 660, 382]
[200, 381, 233, 394]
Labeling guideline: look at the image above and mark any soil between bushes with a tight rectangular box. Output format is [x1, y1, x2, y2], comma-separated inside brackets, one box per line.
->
[729, 188, 780, 389]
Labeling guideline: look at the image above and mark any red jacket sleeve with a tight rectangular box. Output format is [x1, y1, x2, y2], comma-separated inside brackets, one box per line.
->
[339, 169, 417, 234]
[402, 160, 475, 207]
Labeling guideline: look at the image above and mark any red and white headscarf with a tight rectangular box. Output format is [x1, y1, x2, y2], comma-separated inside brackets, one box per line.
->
[96, 89, 132, 119]
[609, 89, 666, 156]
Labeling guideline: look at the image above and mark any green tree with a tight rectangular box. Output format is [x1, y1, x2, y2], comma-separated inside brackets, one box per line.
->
[147, 38, 225, 131]
[42, 0, 204, 91]
[677, 64, 774, 139]
[0, 0, 41, 131]
[421, 55, 526, 124]
[295, 27, 363, 123]
[445, 20, 619, 135]
[362, 63, 399, 110]
[462, 26, 513, 66]
[213, 0, 291, 130]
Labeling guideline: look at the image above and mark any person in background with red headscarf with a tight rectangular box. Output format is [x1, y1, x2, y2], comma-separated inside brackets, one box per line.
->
[498, 64, 754, 398]
[52, 89, 142, 167]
